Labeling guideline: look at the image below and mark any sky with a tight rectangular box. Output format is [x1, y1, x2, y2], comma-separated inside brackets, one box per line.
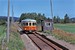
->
[0, 0, 75, 19]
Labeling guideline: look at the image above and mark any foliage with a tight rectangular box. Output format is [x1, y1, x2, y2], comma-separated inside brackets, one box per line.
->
[57, 16, 60, 23]
[19, 13, 75, 24]
[0, 16, 19, 25]
[64, 14, 70, 23]
[7, 24, 25, 50]
[0, 25, 6, 50]
[53, 14, 75, 23]
[0, 19, 6, 25]
[53, 16, 57, 23]
[8, 32, 24, 50]
[0, 25, 6, 36]
[0, 24, 25, 50]
[53, 16, 60, 23]
[19, 13, 47, 24]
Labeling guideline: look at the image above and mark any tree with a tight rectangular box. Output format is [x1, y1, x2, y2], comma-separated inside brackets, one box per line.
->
[19, 13, 47, 24]
[57, 16, 60, 23]
[64, 14, 70, 23]
[19, 13, 25, 22]
[0, 19, 6, 25]
[53, 16, 57, 23]
[47, 17, 51, 20]
[60, 19, 64, 23]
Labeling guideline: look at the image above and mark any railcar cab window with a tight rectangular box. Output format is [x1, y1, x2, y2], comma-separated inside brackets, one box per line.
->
[33, 23, 36, 26]
[25, 23, 28, 26]
[45, 22, 50, 27]
[22, 22, 28, 26]
[29, 22, 31, 26]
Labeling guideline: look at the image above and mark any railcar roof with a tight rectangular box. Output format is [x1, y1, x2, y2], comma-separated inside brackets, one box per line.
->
[21, 19, 36, 22]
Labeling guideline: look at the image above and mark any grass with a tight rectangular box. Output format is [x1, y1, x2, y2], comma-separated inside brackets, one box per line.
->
[8, 32, 24, 50]
[54, 24, 75, 34]
[0, 25, 6, 36]
[53, 24, 75, 44]
[0, 24, 25, 50]
[0, 25, 6, 50]
[7, 24, 25, 50]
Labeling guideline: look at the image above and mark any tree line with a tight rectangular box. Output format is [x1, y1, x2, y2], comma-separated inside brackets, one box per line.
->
[0, 17, 6, 25]
[19, 13, 48, 23]
[19, 13, 75, 24]
[0, 16, 19, 25]
[0, 13, 74, 25]
[53, 14, 75, 23]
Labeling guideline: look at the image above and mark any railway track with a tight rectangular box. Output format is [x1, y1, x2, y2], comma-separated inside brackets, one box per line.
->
[26, 32, 68, 50]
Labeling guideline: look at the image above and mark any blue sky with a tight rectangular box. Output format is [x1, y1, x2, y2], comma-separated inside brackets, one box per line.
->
[0, 0, 75, 19]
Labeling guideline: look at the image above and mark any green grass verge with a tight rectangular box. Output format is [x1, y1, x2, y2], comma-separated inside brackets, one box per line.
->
[0, 25, 6, 36]
[8, 31, 25, 50]
[0, 25, 25, 50]
[0, 25, 6, 50]
[54, 24, 75, 34]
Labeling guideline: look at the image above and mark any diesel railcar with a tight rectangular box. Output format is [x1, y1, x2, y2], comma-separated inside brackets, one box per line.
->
[21, 19, 37, 32]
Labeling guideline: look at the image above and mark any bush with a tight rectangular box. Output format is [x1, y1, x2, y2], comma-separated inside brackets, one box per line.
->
[0, 20, 6, 25]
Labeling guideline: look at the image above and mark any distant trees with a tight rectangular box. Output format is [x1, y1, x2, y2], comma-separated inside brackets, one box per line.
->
[19, 13, 47, 23]
[53, 14, 71, 23]
[0, 17, 6, 25]
[19, 13, 75, 24]
[53, 16, 60, 23]
[53, 16, 57, 23]
[64, 14, 70, 23]
[0, 19, 6, 25]
[57, 16, 60, 23]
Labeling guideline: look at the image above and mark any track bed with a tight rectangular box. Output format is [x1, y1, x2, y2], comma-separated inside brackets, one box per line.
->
[26, 33, 68, 50]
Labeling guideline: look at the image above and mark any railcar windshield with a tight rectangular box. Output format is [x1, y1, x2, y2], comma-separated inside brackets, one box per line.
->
[29, 23, 31, 26]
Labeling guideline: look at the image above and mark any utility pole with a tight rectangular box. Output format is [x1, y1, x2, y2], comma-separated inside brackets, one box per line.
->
[7, 0, 10, 43]
[12, 5, 14, 23]
[50, 0, 54, 31]
[50, 0, 53, 21]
